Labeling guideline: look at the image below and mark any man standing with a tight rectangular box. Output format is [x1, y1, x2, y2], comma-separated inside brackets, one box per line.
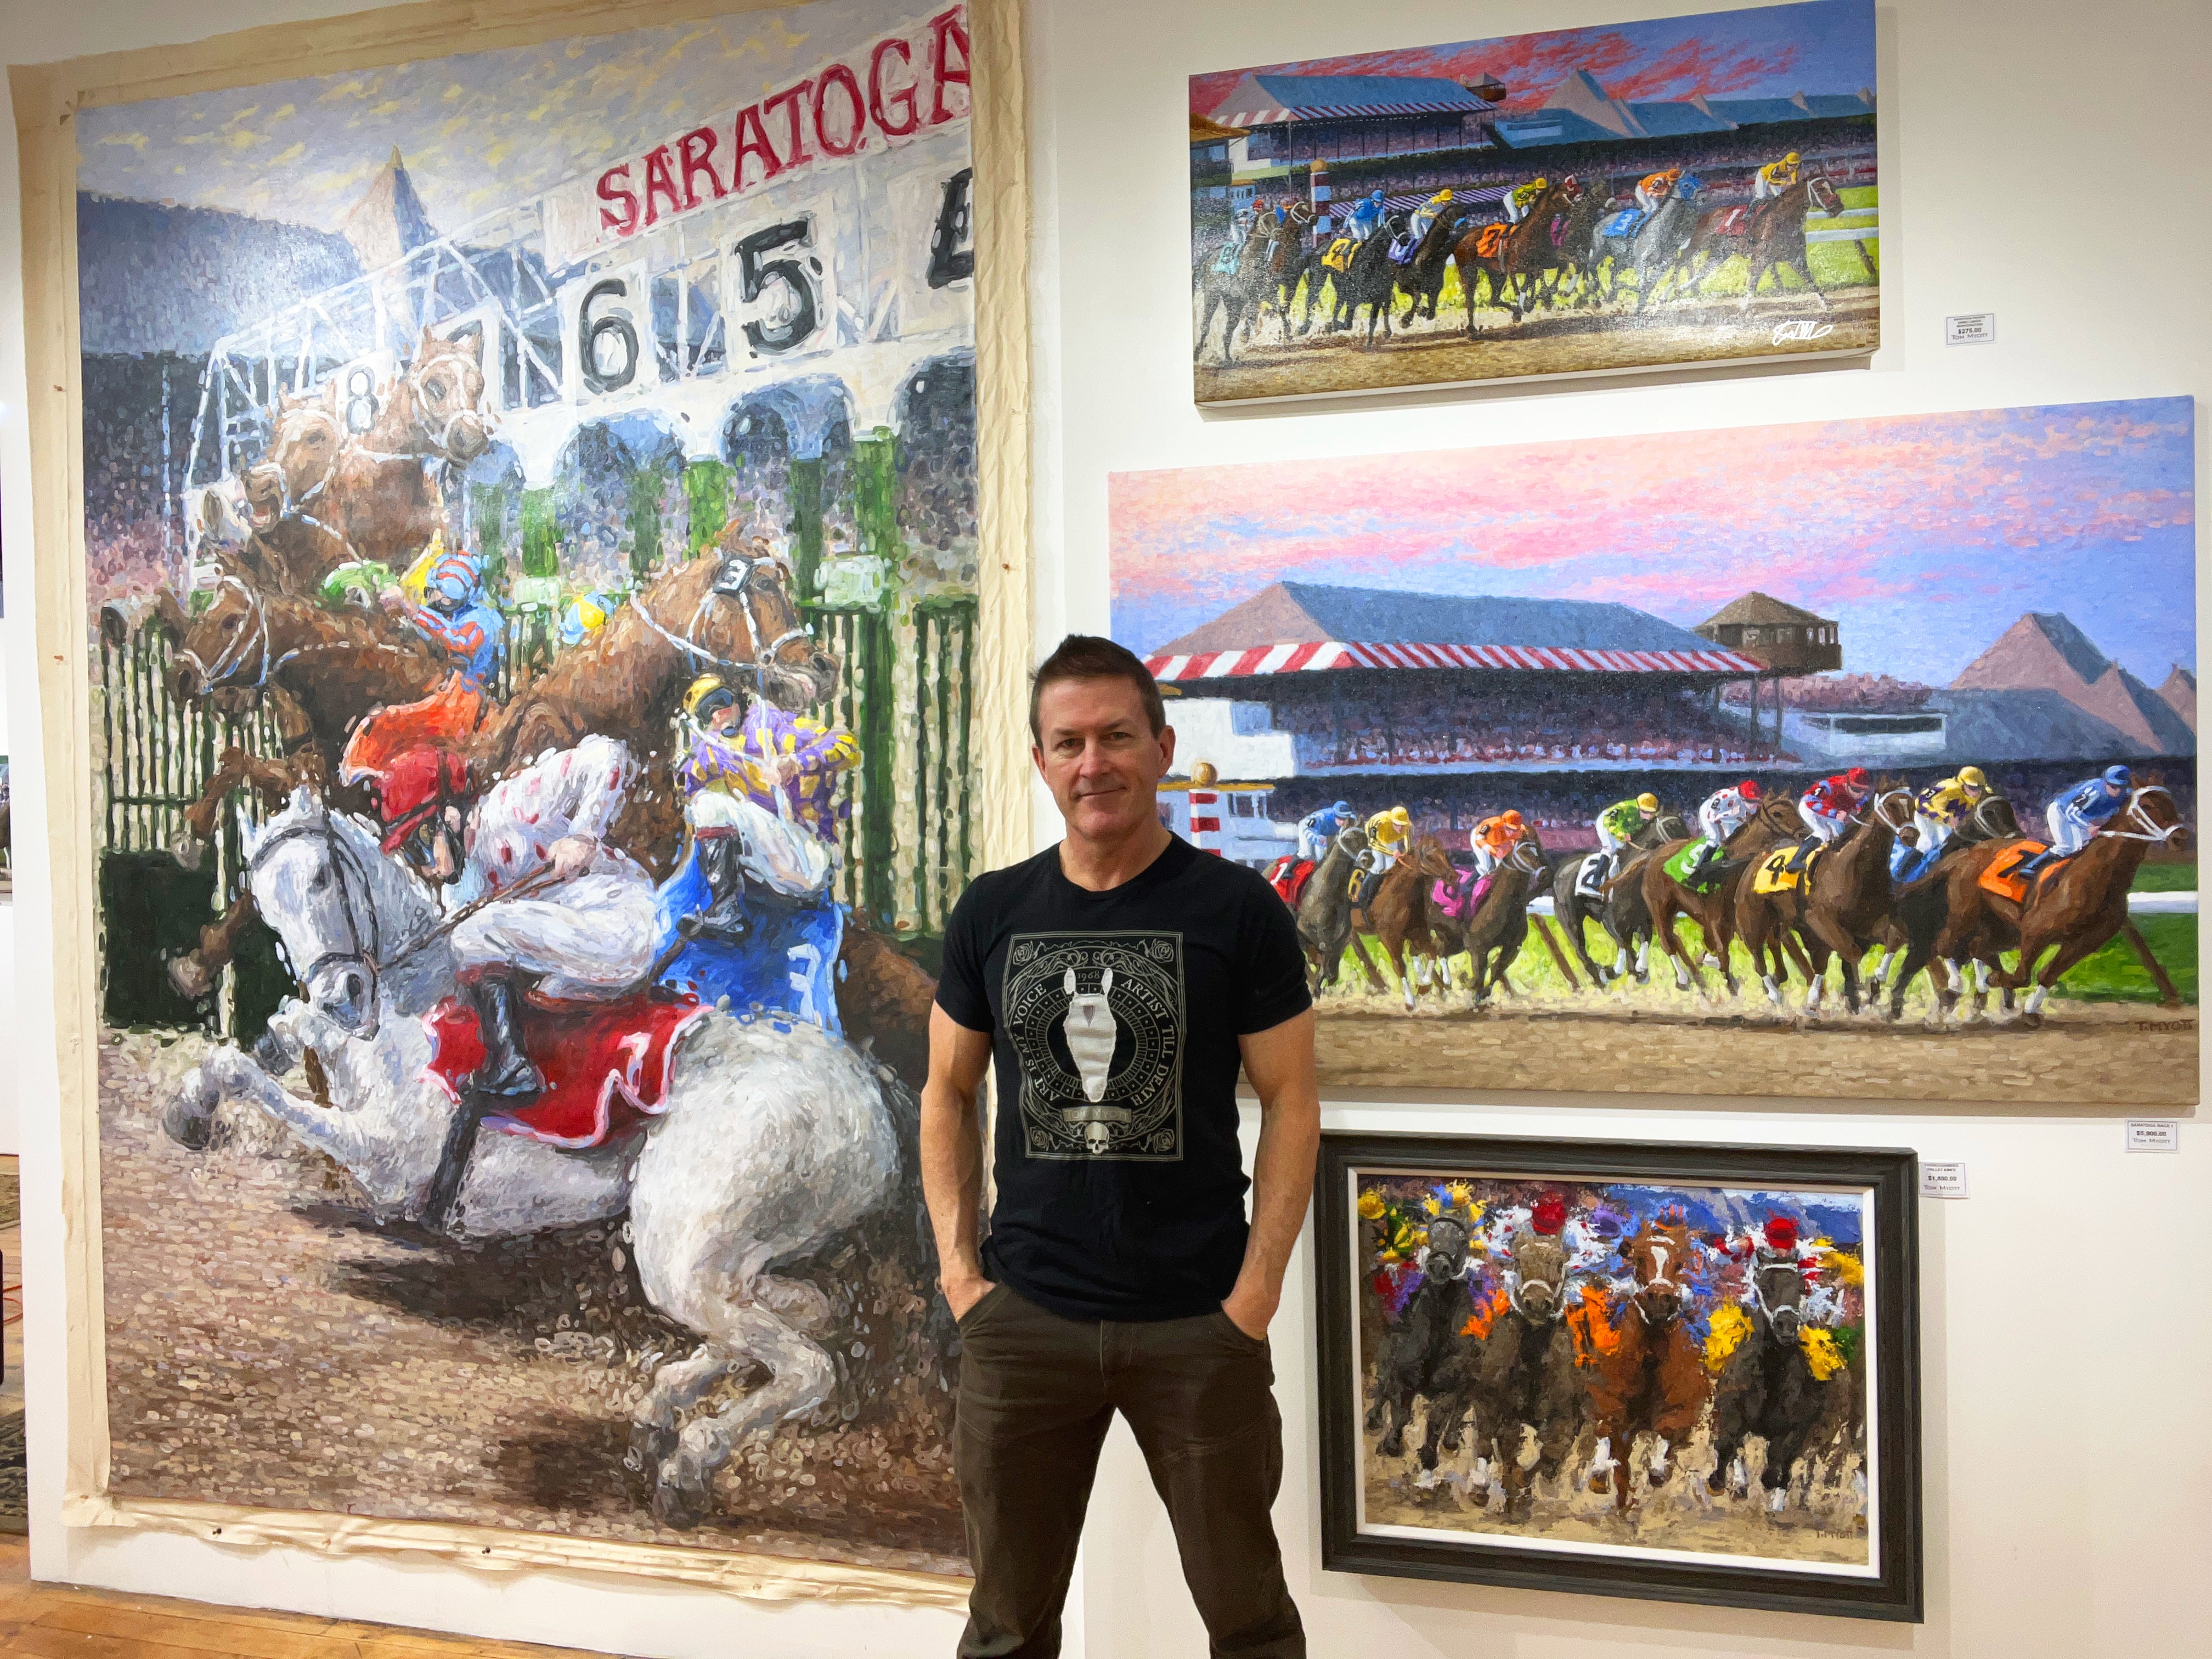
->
[923, 635, 1316, 1659]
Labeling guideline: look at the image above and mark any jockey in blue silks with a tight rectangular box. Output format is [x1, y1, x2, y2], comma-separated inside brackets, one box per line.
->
[2023, 765, 2134, 873]
[385, 548, 504, 690]
[1297, 800, 1357, 861]
[1344, 189, 1387, 241]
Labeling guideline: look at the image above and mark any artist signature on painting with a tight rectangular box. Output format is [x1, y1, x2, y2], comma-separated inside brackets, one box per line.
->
[1772, 319, 1838, 346]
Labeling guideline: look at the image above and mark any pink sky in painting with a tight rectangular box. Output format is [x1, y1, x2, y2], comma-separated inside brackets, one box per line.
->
[1107, 400, 2195, 686]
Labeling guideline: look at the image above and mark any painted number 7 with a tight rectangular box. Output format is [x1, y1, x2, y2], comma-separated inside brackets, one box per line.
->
[732, 219, 822, 356]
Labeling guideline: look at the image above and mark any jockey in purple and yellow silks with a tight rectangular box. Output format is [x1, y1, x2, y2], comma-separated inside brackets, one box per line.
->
[382, 546, 503, 690]
[678, 673, 860, 845]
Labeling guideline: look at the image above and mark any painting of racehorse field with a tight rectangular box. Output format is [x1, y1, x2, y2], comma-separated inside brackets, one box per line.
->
[78, 1, 986, 1585]
[1111, 397, 2198, 1107]
[1314, 1135, 1921, 1620]
[1189, 0, 1879, 403]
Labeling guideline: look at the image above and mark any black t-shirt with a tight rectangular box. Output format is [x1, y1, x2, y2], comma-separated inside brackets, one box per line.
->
[935, 833, 1312, 1322]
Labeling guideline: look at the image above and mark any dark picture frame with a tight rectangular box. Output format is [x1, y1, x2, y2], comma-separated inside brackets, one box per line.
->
[1314, 1132, 1922, 1622]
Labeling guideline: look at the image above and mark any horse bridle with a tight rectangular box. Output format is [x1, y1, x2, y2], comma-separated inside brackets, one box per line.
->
[2101, 786, 2183, 844]
[404, 348, 489, 459]
[248, 808, 391, 1034]
[267, 405, 346, 519]
[631, 546, 812, 683]
[174, 576, 281, 693]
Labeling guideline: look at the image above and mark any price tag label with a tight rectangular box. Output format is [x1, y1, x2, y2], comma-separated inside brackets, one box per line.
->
[1945, 312, 1996, 346]
[1920, 1162, 1968, 1199]
[2125, 1120, 2180, 1153]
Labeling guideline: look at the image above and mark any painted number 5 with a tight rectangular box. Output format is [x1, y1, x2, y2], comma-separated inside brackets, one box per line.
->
[732, 219, 822, 356]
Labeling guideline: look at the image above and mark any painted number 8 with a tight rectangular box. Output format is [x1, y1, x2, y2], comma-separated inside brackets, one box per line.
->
[342, 365, 380, 436]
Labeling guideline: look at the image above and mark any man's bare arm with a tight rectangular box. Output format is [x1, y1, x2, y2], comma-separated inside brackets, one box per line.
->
[921, 1003, 997, 1320]
[1222, 1007, 1321, 1339]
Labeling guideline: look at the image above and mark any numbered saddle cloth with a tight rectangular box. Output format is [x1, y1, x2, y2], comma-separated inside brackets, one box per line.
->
[1321, 236, 1357, 273]
[1752, 843, 1819, 895]
[1432, 871, 1493, 923]
[1209, 242, 1242, 276]
[651, 838, 845, 1034]
[1599, 207, 1645, 240]
[1978, 839, 2055, 902]
[1267, 856, 1317, 907]
[1663, 839, 1726, 893]
[1708, 204, 1754, 238]
[1475, 222, 1512, 260]
[425, 987, 708, 1149]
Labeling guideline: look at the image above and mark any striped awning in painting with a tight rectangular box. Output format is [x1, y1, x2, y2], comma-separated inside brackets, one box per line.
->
[1144, 640, 1765, 681]
[1221, 101, 1485, 125]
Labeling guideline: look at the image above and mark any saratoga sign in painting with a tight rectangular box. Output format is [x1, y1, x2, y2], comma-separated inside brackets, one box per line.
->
[1188, 0, 1880, 404]
[78, 0, 986, 1586]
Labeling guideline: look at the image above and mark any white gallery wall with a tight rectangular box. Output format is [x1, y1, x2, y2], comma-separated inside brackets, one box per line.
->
[0, 1, 2205, 1657]
[1030, 1, 2211, 1656]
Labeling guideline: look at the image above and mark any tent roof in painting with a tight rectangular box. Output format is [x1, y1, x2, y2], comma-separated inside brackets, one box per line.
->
[1146, 582, 1763, 680]
[1211, 72, 1494, 127]
[1922, 690, 2159, 764]
[1697, 590, 1836, 630]
[1951, 612, 2196, 755]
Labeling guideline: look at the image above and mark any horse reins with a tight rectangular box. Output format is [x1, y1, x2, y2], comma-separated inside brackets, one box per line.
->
[2101, 786, 2183, 844]
[632, 547, 812, 683]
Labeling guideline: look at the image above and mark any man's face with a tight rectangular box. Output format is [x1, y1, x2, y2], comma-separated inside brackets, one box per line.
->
[407, 805, 466, 884]
[709, 700, 743, 736]
[1031, 678, 1175, 845]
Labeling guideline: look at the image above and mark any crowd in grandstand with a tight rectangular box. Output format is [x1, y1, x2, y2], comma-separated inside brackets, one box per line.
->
[1270, 684, 1775, 772]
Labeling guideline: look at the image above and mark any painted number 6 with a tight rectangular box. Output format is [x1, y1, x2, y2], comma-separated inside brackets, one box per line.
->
[732, 219, 822, 356]
[578, 278, 639, 394]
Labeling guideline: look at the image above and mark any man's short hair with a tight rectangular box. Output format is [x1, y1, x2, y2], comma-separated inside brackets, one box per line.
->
[1028, 634, 1166, 746]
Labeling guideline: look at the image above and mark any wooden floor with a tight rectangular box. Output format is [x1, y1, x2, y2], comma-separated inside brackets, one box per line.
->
[0, 1537, 616, 1659]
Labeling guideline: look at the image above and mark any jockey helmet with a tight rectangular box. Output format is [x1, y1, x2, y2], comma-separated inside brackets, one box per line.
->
[1957, 765, 1989, 793]
[1739, 778, 1763, 800]
[558, 590, 615, 647]
[1503, 809, 1524, 827]
[683, 673, 740, 724]
[1332, 800, 1353, 818]
[1389, 806, 1411, 825]
[2103, 764, 2133, 789]
[1763, 1214, 1799, 1251]
[1635, 792, 1660, 813]
[1783, 151, 1801, 166]
[427, 550, 482, 607]
[1844, 766, 1870, 788]
[1530, 1195, 1567, 1237]
[374, 746, 472, 854]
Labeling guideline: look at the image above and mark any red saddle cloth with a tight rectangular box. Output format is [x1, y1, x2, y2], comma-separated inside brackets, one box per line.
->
[1708, 204, 1754, 238]
[1267, 856, 1318, 907]
[424, 988, 708, 1149]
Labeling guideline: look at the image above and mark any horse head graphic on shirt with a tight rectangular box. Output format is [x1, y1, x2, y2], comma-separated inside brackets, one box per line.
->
[1062, 967, 1118, 1111]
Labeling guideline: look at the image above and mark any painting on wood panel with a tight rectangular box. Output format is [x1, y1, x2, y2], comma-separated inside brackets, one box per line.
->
[1111, 399, 2197, 1105]
[1190, 0, 1878, 403]
[1315, 1134, 1922, 1620]
[81, 0, 988, 1581]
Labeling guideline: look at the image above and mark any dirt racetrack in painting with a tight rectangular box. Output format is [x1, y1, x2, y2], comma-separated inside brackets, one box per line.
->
[97, 1037, 966, 1575]
[1195, 291, 1877, 403]
[1314, 998, 2196, 1107]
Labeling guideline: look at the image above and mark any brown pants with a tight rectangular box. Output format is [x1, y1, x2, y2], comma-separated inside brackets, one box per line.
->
[953, 1283, 1304, 1658]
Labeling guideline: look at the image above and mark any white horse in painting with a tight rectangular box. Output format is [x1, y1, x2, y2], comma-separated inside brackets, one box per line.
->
[161, 789, 912, 1527]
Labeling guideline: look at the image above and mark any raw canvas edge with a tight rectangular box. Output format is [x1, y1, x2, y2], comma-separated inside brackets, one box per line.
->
[15, 0, 1032, 1610]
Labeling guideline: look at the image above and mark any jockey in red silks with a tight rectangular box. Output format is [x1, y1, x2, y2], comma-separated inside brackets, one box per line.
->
[1798, 767, 1870, 844]
[370, 733, 656, 1108]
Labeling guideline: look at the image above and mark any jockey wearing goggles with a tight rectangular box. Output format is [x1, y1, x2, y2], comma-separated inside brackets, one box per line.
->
[371, 733, 654, 1110]
[1689, 779, 1762, 875]
[383, 546, 504, 690]
[2032, 765, 2135, 870]
[1296, 800, 1356, 861]
[1893, 766, 1990, 881]
[674, 673, 856, 946]
[1799, 768, 1870, 844]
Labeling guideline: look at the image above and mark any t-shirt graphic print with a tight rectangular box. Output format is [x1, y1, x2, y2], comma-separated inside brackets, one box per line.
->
[1003, 931, 1185, 1161]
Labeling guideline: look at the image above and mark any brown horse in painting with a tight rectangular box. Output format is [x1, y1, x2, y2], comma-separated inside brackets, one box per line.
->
[1679, 173, 1846, 312]
[1735, 787, 1909, 1014]
[1364, 836, 1460, 1009]
[1889, 786, 2190, 1024]
[1585, 1216, 1712, 1513]
[1451, 176, 1583, 329]
[1638, 794, 1801, 998]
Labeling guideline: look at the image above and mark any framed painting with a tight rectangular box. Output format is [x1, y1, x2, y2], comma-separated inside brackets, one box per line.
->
[1189, 0, 1879, 404]
[1314, 1132, 1922, 1621]
[15, 0, 1030, 1606]
[1110, 397, 2198, 1107]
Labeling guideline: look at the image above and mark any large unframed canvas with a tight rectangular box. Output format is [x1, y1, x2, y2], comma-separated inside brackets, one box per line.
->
[1189, 0, 1879, 403]
[76, 0, 994, 1583]
[1110, 399, 2197, 1105]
